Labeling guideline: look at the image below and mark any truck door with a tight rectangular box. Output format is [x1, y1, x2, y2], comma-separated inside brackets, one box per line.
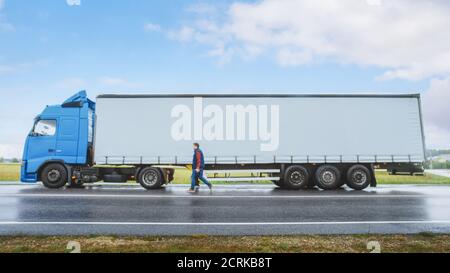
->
[56, 117, 79, 162]
[27, 119, 57, 162]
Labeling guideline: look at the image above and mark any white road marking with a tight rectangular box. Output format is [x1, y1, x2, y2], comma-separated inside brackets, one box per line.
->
[0, 220, 450, 226]
[0, 193, 439, 199]
[426, 170, 450, 178]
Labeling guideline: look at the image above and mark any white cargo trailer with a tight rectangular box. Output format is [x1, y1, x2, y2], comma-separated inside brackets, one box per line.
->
[90, 94, 426, 190]
[22, 92, 426, 190]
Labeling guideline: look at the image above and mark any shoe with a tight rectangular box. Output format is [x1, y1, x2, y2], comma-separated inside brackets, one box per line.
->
[187, 189, 196, 193]
[195, 186, 200, 192]
[208, 184, 213, 191]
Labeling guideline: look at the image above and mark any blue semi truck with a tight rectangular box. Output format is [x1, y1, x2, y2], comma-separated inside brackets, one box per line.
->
[20, 91, 426, 190]
[21, 91, 96, 186]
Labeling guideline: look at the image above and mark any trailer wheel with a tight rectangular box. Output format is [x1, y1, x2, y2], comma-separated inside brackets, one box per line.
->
[315, 165, 341, 190]
[41, 163, 68, 189]
[346, 165, 371, 190]
[138, 167, 163, 190]
[284, 165, 309, 189]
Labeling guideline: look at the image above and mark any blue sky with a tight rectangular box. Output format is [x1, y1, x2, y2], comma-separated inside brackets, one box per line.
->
[1, 0, 450, 158]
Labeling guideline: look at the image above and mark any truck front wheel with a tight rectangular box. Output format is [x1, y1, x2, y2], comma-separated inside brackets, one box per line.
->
[138, 167, 163, 190]
[315, 165, 341, 190]
[41, 163, 68, 189]
[346, 165, 371, 190]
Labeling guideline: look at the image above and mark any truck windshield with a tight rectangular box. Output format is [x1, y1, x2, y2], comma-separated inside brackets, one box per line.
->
[32, 120, 56, 136]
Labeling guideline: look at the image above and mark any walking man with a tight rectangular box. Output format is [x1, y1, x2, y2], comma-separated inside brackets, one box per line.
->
[188, 143, 212, 193]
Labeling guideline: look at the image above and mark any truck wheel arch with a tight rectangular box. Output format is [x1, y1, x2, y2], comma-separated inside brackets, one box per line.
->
[39, 162, 70, 189]
[37, 160, 70, 182]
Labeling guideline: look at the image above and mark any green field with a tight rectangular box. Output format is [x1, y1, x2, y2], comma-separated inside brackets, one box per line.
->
[376, 171, 450, 184]
[0, 234, 449, 253]
[0, 164, 20, 181]
[1, 163, 450, 185]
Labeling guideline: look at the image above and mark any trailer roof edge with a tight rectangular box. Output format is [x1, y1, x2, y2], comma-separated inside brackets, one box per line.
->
[96, 93, 421, 99]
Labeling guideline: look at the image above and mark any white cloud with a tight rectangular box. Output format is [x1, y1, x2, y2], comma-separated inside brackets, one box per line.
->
[276, 48, 313, 67]
[0, 0, 14, 32]
[168, 0, 450, 148]
[0, 64, 14, 74]
[167, 21, 239, 64]
[55, 77, 86, 90]
[0, 60, 49, 75]
[168, 26, 196, 42]
[186, 3, 218, 15]
[0, 144, 22, 159]
[423, 77, 450, 132]
[170, 0, 450, 81]
[98, 76, 128, 86]
[0, 21, 14, 32]
[144, 23, 161, 32]
[66, 0, 81, 6]
[366, 0, 382, 6]
[423, 77, 450, 149]
[99, 76, 143, 87]
[425, 124, 450, 150]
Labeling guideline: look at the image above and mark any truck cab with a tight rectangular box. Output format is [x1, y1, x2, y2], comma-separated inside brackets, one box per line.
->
[21, 91, 95, 186]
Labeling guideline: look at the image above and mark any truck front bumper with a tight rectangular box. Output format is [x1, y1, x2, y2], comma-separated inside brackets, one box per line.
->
[20, 161, 38, 183]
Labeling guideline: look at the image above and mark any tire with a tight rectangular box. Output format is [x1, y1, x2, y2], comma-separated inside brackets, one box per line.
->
[346, 165, 371, 190]
[41, 163, 68, 189]
[284, 165, 309, 189]
[138, 167, 163, 190]
[315, 165, 341, 190]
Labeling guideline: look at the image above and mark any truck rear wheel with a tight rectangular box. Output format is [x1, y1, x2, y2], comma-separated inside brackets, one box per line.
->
[284, 165, 309, 189]
[346, 165, 371, 190]
[41, 163, 68, 189]
[315, 165, 341, 190]
[138, 167, 163, 190]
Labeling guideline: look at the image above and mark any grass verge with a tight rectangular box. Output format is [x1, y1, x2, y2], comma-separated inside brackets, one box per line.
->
[0, 234, 449, 253]
[376, 171, 450, 184]
[0, 164, 20, 181]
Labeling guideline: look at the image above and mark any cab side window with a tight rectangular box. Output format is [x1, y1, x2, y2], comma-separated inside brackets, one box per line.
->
[33, 120, 57, 136]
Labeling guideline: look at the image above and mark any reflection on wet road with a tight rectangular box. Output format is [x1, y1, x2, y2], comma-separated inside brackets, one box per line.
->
[0, 183, 449, 235]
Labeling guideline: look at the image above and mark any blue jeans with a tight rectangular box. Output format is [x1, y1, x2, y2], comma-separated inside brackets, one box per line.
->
[191, 169, 211, 189]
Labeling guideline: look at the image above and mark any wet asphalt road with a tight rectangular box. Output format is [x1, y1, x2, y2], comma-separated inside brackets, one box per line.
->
[0, 183, 450, 235]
